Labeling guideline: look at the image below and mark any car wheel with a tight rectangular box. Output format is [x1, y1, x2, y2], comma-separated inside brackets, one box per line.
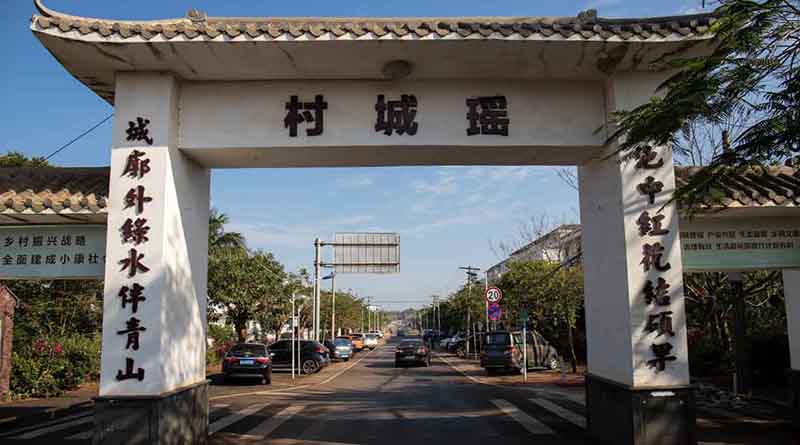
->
[263, 370, 272, 385]
[548, 357, 560, 370]
[344, 357, 350, 362]
[394, 361, 400, 368]
[302, 359, 320, 375]
[486, 368, 497, 376]
[456, 347, 465, 358]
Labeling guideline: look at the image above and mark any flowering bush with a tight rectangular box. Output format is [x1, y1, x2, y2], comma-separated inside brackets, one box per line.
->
[10, 335, 100, 399]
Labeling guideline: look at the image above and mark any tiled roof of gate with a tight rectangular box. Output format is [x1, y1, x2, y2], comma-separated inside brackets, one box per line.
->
[31, 1, 716, 42]
[1, 165, 795, 217]
[675, 165, 800, 208]
[0, 167, 109, 215]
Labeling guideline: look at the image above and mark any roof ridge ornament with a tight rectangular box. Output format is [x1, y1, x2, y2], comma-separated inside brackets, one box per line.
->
[187, 9, 207, 23]
[577, 9, 598, 24]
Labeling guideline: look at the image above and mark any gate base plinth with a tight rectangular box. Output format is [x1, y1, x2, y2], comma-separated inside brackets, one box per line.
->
[586, 374, 696, 445]
[93, 381, 208, 445]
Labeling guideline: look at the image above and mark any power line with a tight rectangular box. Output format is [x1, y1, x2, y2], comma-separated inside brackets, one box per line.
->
[44, 113, 114, 161]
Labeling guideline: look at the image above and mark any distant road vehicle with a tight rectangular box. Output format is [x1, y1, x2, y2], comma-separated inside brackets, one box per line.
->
[364, 333, 379, 350]
[222, 343, 272, 384]
[349, 334, 365, 351]
[480, 330, 560, 375]
[269, 340, 331, 374]
[370, 330, 384, 339]
[324, 337, 354, 361]
[394, 338, 431, 367]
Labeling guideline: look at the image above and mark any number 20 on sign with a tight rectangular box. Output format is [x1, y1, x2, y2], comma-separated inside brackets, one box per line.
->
[485, 286, 502, 303]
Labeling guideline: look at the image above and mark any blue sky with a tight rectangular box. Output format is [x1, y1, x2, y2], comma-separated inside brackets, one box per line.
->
[0, 0, 709, 310]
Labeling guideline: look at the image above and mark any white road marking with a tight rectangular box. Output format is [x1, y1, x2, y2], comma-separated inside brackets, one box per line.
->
[65, 429, 93, 440]
[245, 404, 305, 438]
[16, 415, 93, 439]
[209, 403, 270, 434]
[0, 412, 92, 438]
[491, 399, 554, 435]
[529, 398, 586, 429]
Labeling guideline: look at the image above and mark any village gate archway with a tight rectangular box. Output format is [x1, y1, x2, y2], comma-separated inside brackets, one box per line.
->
[29, 3, 729, 444]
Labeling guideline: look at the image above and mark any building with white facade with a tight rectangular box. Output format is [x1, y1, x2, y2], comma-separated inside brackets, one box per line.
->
[486, 224, 582, 283]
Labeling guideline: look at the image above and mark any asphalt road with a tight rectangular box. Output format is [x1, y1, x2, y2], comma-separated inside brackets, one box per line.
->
[209, 339, 589, 445]
[2, 337, 797, 444]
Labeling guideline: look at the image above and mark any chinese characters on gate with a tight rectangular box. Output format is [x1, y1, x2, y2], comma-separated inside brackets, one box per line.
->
[116, 119, 154, 382]
[635, 146, 677, 372]
[283, 94, 510, 137]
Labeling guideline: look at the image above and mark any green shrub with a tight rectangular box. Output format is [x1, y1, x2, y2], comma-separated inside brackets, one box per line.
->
[206, 323, 235, 367]
[10, 334, 100, 399]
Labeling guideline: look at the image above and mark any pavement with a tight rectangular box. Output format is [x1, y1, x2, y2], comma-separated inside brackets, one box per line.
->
[0, 338, 797, 444]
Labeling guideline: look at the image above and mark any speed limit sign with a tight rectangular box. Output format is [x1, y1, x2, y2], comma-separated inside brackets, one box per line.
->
[485, 287, 503, 304]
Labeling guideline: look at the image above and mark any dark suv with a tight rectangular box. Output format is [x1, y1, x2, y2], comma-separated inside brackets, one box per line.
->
[268, 340, 331, 374]
[222, 343, 272, 384]
[480, 330, 560, 375]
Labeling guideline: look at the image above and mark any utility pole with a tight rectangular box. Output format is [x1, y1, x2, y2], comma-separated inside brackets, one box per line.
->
[433, 295, 441, 335]
[314, 238, 322, 341]
[331, 272, 336, 338]
[460, 266, 480, 358]
[484, 272, 490, 331]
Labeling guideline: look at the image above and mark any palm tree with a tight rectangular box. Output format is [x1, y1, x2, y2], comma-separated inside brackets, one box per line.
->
[209, 208, 245, 250]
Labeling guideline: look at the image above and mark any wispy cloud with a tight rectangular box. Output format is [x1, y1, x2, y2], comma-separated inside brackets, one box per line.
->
[336, 174, 374, 189]
[413, 174, 457, 195]
[229, 215, 375, 251]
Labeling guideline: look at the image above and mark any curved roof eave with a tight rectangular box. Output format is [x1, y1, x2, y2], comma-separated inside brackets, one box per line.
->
[31, 0, 717, 43]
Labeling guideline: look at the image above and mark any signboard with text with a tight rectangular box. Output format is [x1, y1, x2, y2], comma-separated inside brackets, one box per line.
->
[0, 225, 106, 279]
[333, 232, 400, 274]
[681, 216, 800, 272]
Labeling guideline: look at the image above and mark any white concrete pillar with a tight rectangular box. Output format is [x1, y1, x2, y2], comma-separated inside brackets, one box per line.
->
[785, 269, 800, 426]
[96, 73, 210, 444]
[579, 72, 693, 445]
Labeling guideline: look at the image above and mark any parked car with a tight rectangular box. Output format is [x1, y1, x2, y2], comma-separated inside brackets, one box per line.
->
[324, 337, 354, 361]
[349, 333, 365, 351]
[480, 330, 560, 375]
[451, 333, 484, 357]
[363, 333, 379, 350]
[268, 339, 331, 374]
[439, 336, 456, 349]
[222, 343, 272, 384]
[394, 338, 431, 367]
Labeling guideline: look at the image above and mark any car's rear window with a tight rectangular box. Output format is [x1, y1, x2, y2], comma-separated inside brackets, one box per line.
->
[485, 333, 511, 345]
[365, 334, 377, 340]
[399, 340, 422, 348]
[334, 338, 351, 346]
[352, 334, 363, 338]
[229, 344, 266, 356]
